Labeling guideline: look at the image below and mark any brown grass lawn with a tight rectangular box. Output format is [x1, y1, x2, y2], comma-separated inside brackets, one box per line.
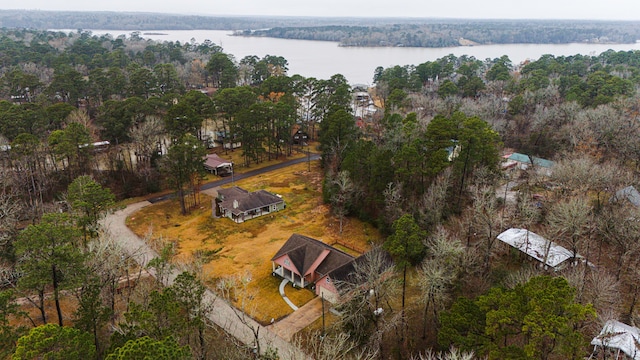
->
[127, 161, 383, 325]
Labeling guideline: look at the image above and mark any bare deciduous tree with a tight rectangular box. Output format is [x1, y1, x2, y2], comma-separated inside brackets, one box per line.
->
[298, 330, 378, 360]
[469, 184, 501, 272]
[410, 347, 478, 360]
[330, 170, 356, 235]
[218, 271, 270, 357]
[565, 266, 620, 321]
[512, 190, 541, 231]
[67, 109, 98, 141]
[383, 181, 404, 224]
[503, 265, 541, 289]
[84, 233, 144, 320]
[418, 168, 451, 231]
[419, 227, 468, 339]
[0, 187, 21, 257]
[335, 246, 398, 355]
[546, 196, 592, 261]
[597, 205, 640, 280]
[129, 116, 165, 178]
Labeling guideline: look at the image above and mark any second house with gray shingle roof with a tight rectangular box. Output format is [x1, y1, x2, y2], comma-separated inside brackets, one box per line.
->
[215, 186, 285, 223]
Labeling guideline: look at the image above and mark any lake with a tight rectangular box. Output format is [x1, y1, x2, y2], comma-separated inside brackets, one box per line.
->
[89, 29, 640, 85]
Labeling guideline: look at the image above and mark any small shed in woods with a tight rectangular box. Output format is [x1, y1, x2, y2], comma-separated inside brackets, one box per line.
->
[497, 228, 577, 270]
[590, 320, 640, 360]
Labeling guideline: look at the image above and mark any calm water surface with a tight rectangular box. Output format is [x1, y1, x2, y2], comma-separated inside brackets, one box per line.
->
[90, 29, 640, 85]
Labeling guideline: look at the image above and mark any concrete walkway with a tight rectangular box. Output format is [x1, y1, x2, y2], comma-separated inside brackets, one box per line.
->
[279, 279, 299, 311]
[268, 297, 325, 341]
[102, 202, 310, 360]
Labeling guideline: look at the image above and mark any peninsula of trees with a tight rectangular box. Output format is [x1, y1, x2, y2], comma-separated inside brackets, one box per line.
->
[245, 20, 640, 47]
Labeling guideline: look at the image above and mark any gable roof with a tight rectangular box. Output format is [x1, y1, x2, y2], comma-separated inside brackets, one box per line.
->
[218, 187, 283, 215]
[217, 186, 248, 199]
[497, 228, 575, 268]
[271, 234, 354, 278]
[507, 152, 554, 169]
[204, 153, 232, 170]
[591, 320, 640, 360]
[330, 250, 394, 283]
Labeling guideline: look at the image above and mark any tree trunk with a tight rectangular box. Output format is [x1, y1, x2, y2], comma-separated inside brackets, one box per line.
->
[93, 320, 100, 356]
[628, 284, 638, 323]
[422, 297, 430, 339]
[179, 188, 186, 215]
[38, 289, 47, 325]
[198, 325, 206, 360]
[457, 139, 473, 211]
[52, 264, 63, 326]
[401, 264, 407, 343]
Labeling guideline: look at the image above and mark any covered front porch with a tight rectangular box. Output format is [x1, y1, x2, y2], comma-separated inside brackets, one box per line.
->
[272, 264, 308, 288]
[235, 206, 273, 223]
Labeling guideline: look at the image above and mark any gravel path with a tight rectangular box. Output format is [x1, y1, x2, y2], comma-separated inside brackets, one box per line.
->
[102, 202, 310, 359]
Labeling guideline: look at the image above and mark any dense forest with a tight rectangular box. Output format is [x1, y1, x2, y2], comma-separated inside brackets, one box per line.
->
[3, 10, 640, 47]
[242, 20, 640, 47]
[1, 25, 640, 359]
[0, 10, 458, 31]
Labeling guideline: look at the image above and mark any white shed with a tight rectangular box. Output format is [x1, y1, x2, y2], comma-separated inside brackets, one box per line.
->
[497, 228, 576, 270]
[590, 320, 640, 360]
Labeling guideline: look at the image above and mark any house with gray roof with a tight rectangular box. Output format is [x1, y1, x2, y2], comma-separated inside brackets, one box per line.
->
[216, 186, 285, 223]
[271, 234, 355, 303]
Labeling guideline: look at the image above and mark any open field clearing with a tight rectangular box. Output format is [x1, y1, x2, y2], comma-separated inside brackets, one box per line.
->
[127, 161, 382, 324]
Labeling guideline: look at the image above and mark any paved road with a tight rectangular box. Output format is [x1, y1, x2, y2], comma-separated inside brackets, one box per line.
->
[148, 154, 320, 203]
[101, 156, 321, 359]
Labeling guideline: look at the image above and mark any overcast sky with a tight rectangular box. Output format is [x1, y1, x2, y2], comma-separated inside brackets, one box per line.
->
[4, 0, 640, 20]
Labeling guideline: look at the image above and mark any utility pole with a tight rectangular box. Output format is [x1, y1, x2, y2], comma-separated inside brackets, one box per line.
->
[321, 292, 325, 337]
[307, 141, 311, 172]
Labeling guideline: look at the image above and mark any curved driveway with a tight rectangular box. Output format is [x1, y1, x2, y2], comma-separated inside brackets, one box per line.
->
[101, 156, 319, 359]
